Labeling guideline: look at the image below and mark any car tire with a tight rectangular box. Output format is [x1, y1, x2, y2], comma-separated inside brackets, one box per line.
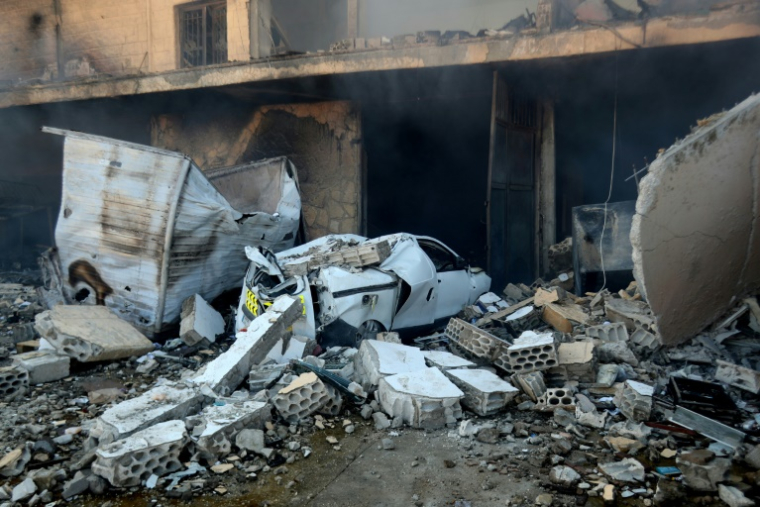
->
[356, 320, 383, 346]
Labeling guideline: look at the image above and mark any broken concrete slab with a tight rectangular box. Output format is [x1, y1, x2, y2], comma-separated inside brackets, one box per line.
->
[715, 360, 760, 394]
[92, 420, 186, 487]
[11, 351, 69, 384]
[94, 382, 205, 443]
[506, 331, 557, 373]
[180, 294, 226, 346]
[443, 368, 518, 416]
[187, 400, 270, 459]
[354, 340, 427, 388]
[190, 295, 300, 395]
[272, 372, 330, 423]
[34, 305, 154, 362]
[512, 371, 547, 402]
[0, 364, 29, 401]
[631, 95, 760, 346]
[422, 350, 476, 370]
[377, 367, 464, 430]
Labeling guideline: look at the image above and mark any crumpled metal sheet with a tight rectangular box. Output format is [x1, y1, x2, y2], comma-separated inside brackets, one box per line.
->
[43, 127, 301, 337]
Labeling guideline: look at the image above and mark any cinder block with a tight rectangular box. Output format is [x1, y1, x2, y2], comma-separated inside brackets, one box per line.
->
[0, 365, 29, 401]
[506, 331, 558, 373]
[511, 371, 547, 402]
[191, 296, 301, 395]
[715, 360, 760, 394]
[34, 305, 153, 362]
[586, 323, 628, 342]
[444, 368, 518, 416]
[615, 380, 653, 422]
[272, 372, 330, 423]
[423, 350, 476, 370]
[535, 387, 576, 412]
[354, 340, 426, 388]
[377, 367, 463, 430]
[92, 420, 186, 487]
[630, 327, 658, 351]
[444, 318, 505, 363]
[94, 382, 205, 443]
[319, 383, 344, 417]
[12, 351, 70, 384]
[180, 294, 226, 346]
[188, 401, 270, 460]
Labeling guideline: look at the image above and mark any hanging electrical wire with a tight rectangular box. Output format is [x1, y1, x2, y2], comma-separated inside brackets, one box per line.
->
[598, 47, 619, 292]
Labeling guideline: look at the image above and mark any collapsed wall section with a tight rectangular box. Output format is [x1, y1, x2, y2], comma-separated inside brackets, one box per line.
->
[631, 93, 760, 346]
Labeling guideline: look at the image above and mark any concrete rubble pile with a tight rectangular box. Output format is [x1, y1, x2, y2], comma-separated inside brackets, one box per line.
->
[3, 232, 760, 505]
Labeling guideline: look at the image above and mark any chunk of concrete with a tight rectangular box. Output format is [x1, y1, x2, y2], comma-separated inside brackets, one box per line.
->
[236, 428, 267, 454]
[444, 368, 518, 416]
[599, 458, 645, 482]
[272, 372, 330, 423]
[0, 365, 29, 401]
[506, 331, 558, 374]
[191, 295, 301, 395]
[354, 340, 426, 388]
[187, 400, 270, 459]
[423, 350, 476, 370]
[676, 454, 730, 491]
[94, 382, 205, 443]
[180, 294, 225, 346]
[511, 371, 547, 402]
[715, 360, 760, 394]
[555, 341, 596, 382]
[718, 484, 754, 507]
[249, 362, 287, 391]
[615, 380, 653, 422]
[586, 323, 628, 342]
[535, 387, 576, 412]
[631, 94, 760, 345]
[550, 465, 581, 486]
[34, 305, 153, 362]
[92, 420, 186, 487]
[11, 351, 69, 384]
[377, 367, 463, 429]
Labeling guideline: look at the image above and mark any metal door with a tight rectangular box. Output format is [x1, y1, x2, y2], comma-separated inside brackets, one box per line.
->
[486, 72, 538, 289]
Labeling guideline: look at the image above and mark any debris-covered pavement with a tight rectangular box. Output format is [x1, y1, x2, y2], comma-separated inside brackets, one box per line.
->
[5, 254, 760, 507]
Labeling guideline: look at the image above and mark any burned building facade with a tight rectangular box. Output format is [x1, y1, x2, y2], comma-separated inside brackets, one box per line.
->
[1, 0, 760, 294]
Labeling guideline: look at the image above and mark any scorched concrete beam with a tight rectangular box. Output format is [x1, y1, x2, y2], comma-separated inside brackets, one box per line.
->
[0, 8, 758, 108]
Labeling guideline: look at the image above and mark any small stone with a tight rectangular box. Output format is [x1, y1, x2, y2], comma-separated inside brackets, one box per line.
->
[344, 425, 355, 434]
[360, 405, 373, 420]
[536, 493, 553, 506]
[373, 413, 391, 430]
[11, 479, 36, 503]
[210, 464, 235, 474]
[718, 484, 754, 507]
[444, 459, 456, 468]
[549, 465, 580, 486]
[53, 434, 73, 445]
[381, 438, 395, 450]
[326, 436, 339, 445]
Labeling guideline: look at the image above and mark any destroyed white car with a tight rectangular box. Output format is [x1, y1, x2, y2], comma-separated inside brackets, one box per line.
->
[235, 234, 491, 346]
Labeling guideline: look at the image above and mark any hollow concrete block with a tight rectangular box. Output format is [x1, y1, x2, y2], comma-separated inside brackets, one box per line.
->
[92, 420, 186, 487]
[188, 400, 270, 460]
[444, 368, 518, 416]
[180, 294, 226, 346]
[354, 340, 426, 388]
[12, 351, 70, 384]
[0, 365, 29, 401]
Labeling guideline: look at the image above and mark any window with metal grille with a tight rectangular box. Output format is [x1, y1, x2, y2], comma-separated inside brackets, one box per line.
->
[178, 1, 227, 68]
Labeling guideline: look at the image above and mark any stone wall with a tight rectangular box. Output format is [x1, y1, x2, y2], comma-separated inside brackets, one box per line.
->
[151, 100, 363, 240]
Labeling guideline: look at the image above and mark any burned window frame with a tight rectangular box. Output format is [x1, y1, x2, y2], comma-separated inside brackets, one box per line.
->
[177, 0, 228, 68]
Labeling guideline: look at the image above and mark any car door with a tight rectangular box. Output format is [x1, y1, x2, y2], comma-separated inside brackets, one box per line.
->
[416, 237, 476, 323]
[381, 235, 438, 330]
